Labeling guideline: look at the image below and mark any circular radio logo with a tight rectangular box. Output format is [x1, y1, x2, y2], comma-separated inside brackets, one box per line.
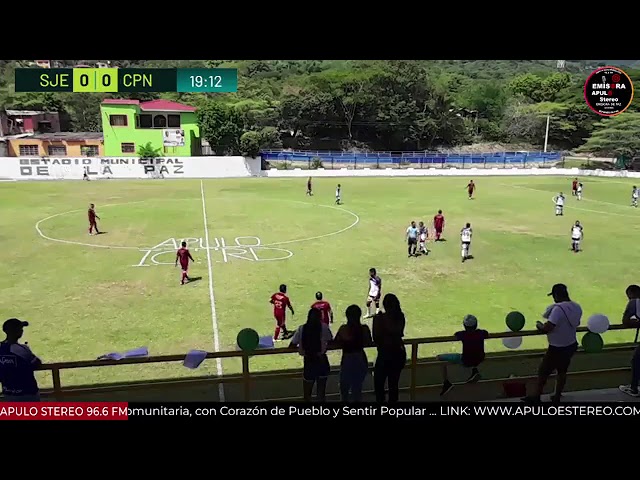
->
[584, 66, 634, 116]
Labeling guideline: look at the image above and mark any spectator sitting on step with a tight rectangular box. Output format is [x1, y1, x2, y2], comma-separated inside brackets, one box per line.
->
[619, 284, 640, 398]
[437, 314, 489, 396]
[0, 319, 42, 402]
[289, 308, 333, 402]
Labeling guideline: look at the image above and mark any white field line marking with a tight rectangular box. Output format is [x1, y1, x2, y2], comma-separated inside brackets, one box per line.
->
[35, 201, 148, 250]
[36, 199, 360, 251]
[266, 202, 360, 247]
[502, 183, 639, 219]
[200, 180, 225, 402]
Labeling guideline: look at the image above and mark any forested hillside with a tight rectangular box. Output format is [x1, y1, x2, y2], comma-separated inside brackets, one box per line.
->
[1, 60, 638, 158]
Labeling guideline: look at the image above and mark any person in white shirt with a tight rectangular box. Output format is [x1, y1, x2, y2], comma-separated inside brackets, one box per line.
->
[524, 283, 582, 404]
[460, 223, 472, 263]
[570, 221, 583, 253]
[335, 184, 341, 205]
[365, 268, 382, 318]
[289, 308, 334, 402]
[553, 192, 565, 216]
[576, 183, 583, 201]
[632, 186, 638, 208]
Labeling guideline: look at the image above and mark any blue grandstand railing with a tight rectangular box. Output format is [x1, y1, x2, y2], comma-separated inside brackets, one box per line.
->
[261, 150, 563, 168]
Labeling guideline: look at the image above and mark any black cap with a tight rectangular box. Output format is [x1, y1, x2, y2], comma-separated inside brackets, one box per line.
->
[315, 291, 323, 300]
[3, 318, 28, 333]
[547, 284, 568, 297]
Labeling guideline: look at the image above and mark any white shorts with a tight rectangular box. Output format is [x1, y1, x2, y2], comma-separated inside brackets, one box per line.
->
[420, 234, 427, 242]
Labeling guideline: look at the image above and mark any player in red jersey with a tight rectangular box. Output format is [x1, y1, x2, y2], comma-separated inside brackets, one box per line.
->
[311, 291, 333, 325]
[175, 241, 195, 285]
[88, 203, 100, 235]
[433, 209, 445, 241]
[270, 284, 295, 341]
[466, 180, 476, 200]
[306, 177, 313, 196]
[571, 178, 578, 196]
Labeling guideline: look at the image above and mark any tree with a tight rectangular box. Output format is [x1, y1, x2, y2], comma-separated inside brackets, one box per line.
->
[576, 113, 640, 158]
[137, 142, 162, 158]
[197, 102, 244, 155]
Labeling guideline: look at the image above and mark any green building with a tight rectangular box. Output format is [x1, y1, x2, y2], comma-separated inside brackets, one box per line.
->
[100, 99, 201, 157]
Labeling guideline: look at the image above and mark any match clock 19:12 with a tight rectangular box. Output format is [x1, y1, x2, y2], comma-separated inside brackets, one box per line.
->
[176, 68, 238, 93]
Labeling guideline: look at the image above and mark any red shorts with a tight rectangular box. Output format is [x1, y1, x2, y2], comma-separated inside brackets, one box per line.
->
[435, 226, 443, 233]
[89, 220, 96, 226]
[180, 263, 189, 272]
[274, 312, 286, 326]
[468, 190, 474, 195]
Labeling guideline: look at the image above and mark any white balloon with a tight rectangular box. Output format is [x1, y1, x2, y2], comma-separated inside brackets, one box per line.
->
[502, 337, 523, 349]
[587, 314, 610, 334]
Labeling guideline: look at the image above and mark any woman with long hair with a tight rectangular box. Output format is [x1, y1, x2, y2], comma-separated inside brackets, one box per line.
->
[289, 308, 333, 402]
[334, 305, 373, 402]
[372, 293, 406, 403]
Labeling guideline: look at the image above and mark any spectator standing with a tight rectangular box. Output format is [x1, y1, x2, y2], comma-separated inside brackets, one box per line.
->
[524, 284, 582, 403]
[0, 319, 42, 402]
[372, 293, 407, 403]
[437, 314, 489, 396]
[334, 305, 373, 402]
[619, 284, 640, 397]
[289, 308, 333, 402]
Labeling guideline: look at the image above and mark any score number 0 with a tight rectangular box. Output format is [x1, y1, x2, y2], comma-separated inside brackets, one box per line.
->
[73, 69, 116, 92]
[190, 75, 222, 89]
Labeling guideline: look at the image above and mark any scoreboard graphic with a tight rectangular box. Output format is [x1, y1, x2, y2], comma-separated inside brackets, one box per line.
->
[15, 68, 238, 93]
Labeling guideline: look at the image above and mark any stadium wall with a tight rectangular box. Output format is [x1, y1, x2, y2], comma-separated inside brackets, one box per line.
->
[1, 156, 640, 180]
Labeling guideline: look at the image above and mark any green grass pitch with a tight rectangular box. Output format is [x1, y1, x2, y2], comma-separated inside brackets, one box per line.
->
[1, 175, 638, 389]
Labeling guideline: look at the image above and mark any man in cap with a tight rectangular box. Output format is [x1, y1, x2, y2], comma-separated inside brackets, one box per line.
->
[0, 319, 42, 401]
[524, 284, 582, 403]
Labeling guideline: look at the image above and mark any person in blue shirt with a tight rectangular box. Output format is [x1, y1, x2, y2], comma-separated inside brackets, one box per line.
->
[406, 221, 418, 257]
[0, 319, 41, 401]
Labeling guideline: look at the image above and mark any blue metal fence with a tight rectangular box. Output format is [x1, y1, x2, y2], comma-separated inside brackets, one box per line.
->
[261, 150, 562, 168]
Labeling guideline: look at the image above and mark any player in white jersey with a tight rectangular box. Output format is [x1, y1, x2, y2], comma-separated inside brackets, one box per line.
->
[576, 183, 583, 201]
[418, 221, 429, 255]
[553, 192, 565, 216]
[460, 222, 472, 263]
[632, 186, 638, 208]
[364, 267, 382, 318]
[570, 221, 583, 253]
[335, 184, 341, 205]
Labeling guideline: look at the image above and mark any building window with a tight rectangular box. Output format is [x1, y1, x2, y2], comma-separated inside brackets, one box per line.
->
[109, 114, 128, 126]
[153, 115, 167, 128]
[19, 145, 39, 156]
[138, 114, 152, 128]
[81, 145, 100, 157]
[47, 145, 67, 156]
[121, 143, 135, 153]
[167, 114, 181, 128]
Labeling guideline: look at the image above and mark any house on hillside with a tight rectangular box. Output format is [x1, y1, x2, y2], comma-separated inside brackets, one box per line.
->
[6, 132, 103, 157]
[0, 109, 61, 136]
[100, 99, 201, 157]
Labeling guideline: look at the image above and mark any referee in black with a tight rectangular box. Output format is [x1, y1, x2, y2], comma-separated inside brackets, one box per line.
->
[406, 221, 418, 257]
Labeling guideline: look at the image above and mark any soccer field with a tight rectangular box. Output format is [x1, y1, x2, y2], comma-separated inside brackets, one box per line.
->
[1, 175, 639, 388]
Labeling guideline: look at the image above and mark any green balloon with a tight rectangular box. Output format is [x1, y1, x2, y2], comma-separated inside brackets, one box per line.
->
[582, 332, 604, 353]
[505, 311, 526, 332]
[237, 328, 259, 352]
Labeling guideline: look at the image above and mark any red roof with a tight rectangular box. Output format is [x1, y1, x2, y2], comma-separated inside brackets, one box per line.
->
[102, 99, 140, 105]
[139, 100, 196, 112]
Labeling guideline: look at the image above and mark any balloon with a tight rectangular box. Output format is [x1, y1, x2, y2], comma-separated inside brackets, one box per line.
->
[582, 332, 604, 353]
[502, 336, 523, 349]
[237, 328, 259, 352]
[587, 314, 610, 334]
[506, 311, 526, 332]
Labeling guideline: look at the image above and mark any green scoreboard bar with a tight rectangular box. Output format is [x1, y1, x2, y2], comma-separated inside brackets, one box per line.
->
[15, 68, 238, 93]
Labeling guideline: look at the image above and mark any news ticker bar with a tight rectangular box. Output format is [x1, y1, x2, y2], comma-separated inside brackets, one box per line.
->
[2, 402, 640, 420]
[14, 68, 238, 93]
